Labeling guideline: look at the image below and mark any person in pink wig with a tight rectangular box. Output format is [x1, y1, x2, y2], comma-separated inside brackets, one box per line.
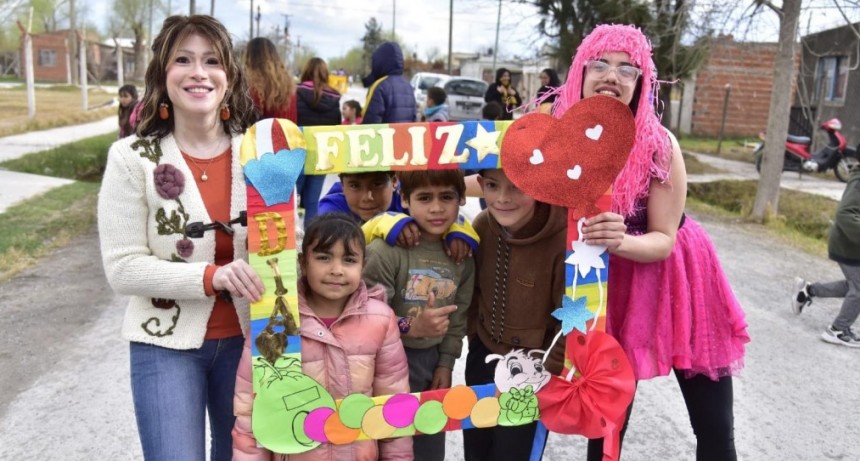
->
[552, 24, 750, 460]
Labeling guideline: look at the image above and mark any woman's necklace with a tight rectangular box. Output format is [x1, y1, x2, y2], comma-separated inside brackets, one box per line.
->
[177, 138, 225, 182]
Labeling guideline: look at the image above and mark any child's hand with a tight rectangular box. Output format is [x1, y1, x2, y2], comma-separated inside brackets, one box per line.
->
[443, 238, 472, 264]
[582, 212, 627, 252]
[430, 367, 452, 389]
[407, 292, 457, 339]
[395, 221, 421, 248]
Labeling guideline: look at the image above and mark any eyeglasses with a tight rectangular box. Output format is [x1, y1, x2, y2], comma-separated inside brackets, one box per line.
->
[585, 60, 642, 84]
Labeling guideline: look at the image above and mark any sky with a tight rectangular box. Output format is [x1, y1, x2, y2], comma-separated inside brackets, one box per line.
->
[81, 0, 860, 61]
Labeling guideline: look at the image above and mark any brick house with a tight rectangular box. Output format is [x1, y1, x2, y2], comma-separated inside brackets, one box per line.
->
[19, 29, 109, 83]
[688, 35, 782, 138]
[795, 23, 860, 145]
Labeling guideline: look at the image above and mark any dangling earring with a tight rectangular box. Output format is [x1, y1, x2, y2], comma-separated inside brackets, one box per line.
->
[158, 102, 170, 120]
[220, 104, 231, 121]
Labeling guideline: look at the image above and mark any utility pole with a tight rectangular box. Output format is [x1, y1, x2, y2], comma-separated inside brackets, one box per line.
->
[250, 0, 254, 39]
[189, 0, 196, 14]
[392, 0, 396, 40]
[447, 0, 453, 74]
[69, 0, 77, 85]
[210, 0, 215, 15]
[255, 5, 261, 38]
[282, 14, 292, 71]
[492, 0, 501, 74]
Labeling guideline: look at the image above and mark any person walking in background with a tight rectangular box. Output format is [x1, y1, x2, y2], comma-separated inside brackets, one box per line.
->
[296, 57, 342, 223]
[117, 84, 139, 138]
[242, 37, 297, 122]
[483, 68, 521, 121]
[98, 15, 262, 461]
[535, 68, 561, 114]
[362, 41, 416, 124]
[557, 25, 749, 461]
[423, 87, 449, 122]
[233, 214, 412, 460]
[341, 99, 363, 125]
[792, 165, 860, 347]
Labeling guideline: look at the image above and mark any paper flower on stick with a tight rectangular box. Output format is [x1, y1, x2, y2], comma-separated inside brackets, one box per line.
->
[566, 238, 606, 278]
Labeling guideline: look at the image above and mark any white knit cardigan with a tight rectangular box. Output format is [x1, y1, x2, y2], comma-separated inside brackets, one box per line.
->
[98, 133, 250, 349]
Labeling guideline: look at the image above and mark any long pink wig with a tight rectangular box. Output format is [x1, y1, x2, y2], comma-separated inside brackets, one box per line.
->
[553, 24, 671, 218]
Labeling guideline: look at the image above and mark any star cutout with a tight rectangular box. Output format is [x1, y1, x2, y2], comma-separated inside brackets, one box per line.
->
[565, 239, 606, 278]
[551, 295, 595, 335]
[465, 124, 501, 162]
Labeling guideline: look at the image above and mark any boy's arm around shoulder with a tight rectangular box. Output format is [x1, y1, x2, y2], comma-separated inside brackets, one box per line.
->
[444, 213, 480, 254]
[232, 335, 274, 461]
[372, 304, 413, 460]
[438, 258, 476, 369]
[363, 212, 416, 247]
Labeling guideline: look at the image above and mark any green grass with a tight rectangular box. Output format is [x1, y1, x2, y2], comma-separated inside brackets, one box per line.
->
[688, 180, 835, 256]
[678, 135, 759, 163]
[0, 181, 100, 280]
[0, 132, 116, 181]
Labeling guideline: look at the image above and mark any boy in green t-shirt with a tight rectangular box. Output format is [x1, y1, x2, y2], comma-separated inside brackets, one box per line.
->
[363, 169, 476, 461]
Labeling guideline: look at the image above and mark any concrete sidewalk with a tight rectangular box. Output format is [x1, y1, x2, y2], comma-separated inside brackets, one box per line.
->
[0, 117, 116, 213]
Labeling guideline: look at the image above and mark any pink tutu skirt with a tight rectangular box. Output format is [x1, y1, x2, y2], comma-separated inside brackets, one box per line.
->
[606, 216, 750, 381]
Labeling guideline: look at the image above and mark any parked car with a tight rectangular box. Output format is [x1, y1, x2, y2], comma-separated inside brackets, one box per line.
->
[435, 76, 488, 121]
[410, 72, 448, 110]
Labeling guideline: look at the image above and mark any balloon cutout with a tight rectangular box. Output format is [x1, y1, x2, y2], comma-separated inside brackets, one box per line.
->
[500, 95, 635, 216]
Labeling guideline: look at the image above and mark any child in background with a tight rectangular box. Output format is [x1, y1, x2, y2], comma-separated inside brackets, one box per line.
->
[363, 170, 475, 461]
[423, 87, 449, 122]
[464, 168, 566, 461]
[117, 84, 138, 138]
[342, 99, 363, 125]
[481, 101, 503, 121]
[232, 213, 412, 460]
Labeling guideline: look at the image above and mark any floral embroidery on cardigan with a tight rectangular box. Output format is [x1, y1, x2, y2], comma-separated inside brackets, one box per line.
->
[132, 137, 195, 337]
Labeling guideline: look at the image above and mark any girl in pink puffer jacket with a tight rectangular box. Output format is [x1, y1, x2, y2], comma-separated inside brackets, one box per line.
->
[233, 213, 412, 460]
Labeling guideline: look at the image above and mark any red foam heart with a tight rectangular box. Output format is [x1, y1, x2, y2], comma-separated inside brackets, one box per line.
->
[500, 96, 635, 215]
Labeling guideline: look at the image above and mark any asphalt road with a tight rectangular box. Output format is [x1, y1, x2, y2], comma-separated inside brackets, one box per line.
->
[1, 205, 858, 460]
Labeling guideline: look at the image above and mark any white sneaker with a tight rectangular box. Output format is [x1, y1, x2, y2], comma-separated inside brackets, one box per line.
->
[821, 325, 860, 348]
[791, 277, 811, 315]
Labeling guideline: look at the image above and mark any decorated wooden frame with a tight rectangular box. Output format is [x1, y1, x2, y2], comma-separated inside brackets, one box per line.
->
[240, 96, 637, 459]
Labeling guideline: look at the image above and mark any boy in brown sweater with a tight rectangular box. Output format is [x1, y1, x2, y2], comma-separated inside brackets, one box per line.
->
[464, 168, 567, 461]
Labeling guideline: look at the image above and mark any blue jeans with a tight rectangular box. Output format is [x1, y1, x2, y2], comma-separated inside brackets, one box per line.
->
[130, 336, 244, 461]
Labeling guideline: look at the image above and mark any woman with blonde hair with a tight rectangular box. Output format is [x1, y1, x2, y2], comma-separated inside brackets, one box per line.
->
[296, 57, 341, 223]
[243, 36, 297, 122]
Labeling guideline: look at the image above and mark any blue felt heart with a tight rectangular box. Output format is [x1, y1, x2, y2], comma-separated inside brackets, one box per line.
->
[243, 148, 306, 206]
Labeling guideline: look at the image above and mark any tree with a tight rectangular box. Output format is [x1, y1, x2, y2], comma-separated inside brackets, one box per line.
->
[750, 0, 801, 221]
[361, 17, 383, 74]
[527, 0, 651, 69]
[328, 46, 365, 77]
[112, 0, 161, 81]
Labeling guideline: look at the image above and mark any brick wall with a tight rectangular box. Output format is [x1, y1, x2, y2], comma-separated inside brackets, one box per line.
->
[23, 31, 70, 82]
[691, 36, 784, 137]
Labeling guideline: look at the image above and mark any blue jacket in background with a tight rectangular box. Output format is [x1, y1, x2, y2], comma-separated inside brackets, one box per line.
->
[317, 181, 404, 221]
[362, 42, 416, 124]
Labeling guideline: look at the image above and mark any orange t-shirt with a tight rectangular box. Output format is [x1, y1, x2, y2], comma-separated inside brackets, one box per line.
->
[182, 148, 243, 340]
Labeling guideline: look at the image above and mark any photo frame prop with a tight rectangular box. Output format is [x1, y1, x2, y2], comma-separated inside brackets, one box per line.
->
[241, 97, 636, 459]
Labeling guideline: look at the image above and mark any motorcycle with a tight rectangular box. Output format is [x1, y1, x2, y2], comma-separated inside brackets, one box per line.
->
[753, 118, 860, 182]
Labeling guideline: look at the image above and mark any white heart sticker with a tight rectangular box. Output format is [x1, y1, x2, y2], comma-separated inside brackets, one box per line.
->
[567, 165, 583, 180]
[529, 149, 545, 165]
[585, 124, 603, 141]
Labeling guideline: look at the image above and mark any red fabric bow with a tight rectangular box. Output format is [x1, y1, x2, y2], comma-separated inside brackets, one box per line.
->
[537, 330, 635, 460]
